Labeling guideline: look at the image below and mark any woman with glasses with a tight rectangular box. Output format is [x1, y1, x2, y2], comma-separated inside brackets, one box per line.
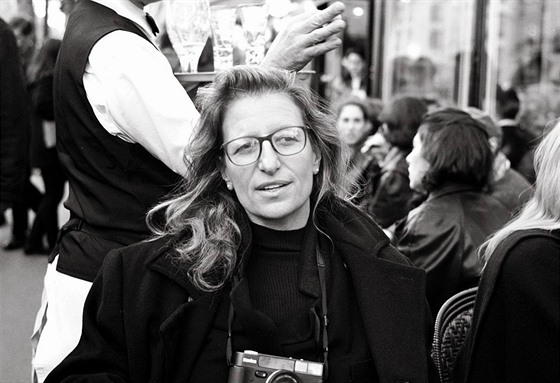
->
[45, 66, 435, 383]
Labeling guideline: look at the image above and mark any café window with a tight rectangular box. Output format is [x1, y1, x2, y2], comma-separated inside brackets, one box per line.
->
[377, 0, 476, 106]
[486, 0, 560, 136]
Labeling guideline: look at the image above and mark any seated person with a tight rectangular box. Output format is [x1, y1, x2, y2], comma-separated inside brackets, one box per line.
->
[393, 108, 512, 315]
[45, 66, 435, 383]
[369, 96, 427, 228]
[464, 107, 533, 215]
[455, 121, 560, 383]
[336, 97, 385, 209]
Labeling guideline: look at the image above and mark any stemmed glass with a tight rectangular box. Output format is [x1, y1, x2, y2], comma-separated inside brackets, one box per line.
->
[238, 3, 269, 66]
[166, 0, 211, 73]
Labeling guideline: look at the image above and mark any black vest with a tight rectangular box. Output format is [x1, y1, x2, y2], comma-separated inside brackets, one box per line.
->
[53, 0, 181, 279]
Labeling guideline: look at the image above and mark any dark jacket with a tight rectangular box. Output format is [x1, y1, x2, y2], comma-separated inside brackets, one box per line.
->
[46, 202, 436, 383]
[454, 229, 560, 383]
[0, 18, 31, 209]
[394, 183, 512, 316]
[368, 147, 415, 228]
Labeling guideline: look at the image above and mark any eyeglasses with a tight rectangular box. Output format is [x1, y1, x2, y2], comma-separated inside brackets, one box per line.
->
[221, 126, 310, 166]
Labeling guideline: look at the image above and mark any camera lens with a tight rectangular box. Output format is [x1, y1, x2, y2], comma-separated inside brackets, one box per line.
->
[266, 371, 301, 383]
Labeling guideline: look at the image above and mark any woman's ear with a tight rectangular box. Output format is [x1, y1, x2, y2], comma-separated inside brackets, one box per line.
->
[220, 169, 234, 190]
[312, 152, 322, 174]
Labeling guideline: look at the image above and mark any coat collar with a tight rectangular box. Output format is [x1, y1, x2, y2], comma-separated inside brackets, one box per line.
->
[427, 182, 481, 201]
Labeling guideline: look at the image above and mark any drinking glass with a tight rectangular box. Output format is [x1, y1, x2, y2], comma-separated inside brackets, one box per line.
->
[238, 3, 269, 65]
[166, 0, 211, 73]
[210, 5, 237, 71]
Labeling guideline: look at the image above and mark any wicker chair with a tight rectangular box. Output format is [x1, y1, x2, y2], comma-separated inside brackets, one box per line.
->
[431, 287, 478, 383]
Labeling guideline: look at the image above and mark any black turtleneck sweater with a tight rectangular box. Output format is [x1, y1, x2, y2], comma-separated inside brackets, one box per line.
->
[247, 222, 318, 342]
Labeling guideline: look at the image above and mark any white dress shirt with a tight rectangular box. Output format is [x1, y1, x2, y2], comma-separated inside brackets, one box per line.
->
[84, 0, 199, 176]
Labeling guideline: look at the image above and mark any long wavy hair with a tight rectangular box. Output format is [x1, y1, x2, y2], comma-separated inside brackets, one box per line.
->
[480, 120, 560, 264]
[147, 66, 352, 291]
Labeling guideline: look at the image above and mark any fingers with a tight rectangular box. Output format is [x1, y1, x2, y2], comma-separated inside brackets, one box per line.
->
[301, 1, 346, 34]
[308, 18, 346, 45]
[305, 35, 343, 58]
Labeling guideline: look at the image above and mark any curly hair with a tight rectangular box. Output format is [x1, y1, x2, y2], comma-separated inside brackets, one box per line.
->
[147, 66, 353, 291]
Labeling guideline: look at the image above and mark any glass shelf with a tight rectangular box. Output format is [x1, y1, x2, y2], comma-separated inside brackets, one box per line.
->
[174, 70, 316, 84]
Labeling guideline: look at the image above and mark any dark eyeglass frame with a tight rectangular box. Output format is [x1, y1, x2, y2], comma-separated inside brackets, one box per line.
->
[221, 126, 310, 166]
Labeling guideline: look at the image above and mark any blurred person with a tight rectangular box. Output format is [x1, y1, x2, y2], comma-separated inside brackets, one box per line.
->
[8, 16, 36, 77]
[4, 16, 43, 251]
[464, 107, 533, 216]
[31, 0, 347, 381]
[336, 97, 385, 209]
[0, 18, 31, 224]
[393, 109, 512, 315]
[45, 65, 434, 383]
[325, 47, 368, 106]
[24, 38, 67, 254]
[60, 0, 78, 22]
[454, 121, 560, 383]
[369, 96, 427, 228]
[496, 86, 538, 183]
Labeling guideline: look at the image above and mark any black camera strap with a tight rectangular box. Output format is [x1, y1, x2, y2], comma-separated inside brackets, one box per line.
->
[226, 247, 330, 379]
[316, 245, 329, 379]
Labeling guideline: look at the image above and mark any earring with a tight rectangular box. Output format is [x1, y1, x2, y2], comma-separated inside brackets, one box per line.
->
[313, 167, 319, 175]
[226, 181, 233, 190]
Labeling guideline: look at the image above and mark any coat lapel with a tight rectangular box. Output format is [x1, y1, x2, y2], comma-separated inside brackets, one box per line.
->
[318, 203, 431, 382]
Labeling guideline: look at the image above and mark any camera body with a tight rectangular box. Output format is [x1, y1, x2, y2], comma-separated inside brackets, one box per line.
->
[228, 350, 324, 383]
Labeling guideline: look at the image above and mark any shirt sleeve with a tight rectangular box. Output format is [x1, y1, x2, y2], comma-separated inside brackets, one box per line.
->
[84, 30, 199, 176]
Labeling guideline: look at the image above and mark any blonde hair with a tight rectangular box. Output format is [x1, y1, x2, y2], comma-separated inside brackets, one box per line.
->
[480, 120, 560, 264]
[147, 66, 353, 291]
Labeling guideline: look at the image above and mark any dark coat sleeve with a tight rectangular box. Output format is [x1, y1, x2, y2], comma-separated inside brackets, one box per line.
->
[0, 19, 31, 210]
[45, 250, 129, 383]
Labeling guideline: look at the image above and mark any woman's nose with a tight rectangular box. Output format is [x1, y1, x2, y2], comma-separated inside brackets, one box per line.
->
[258, 141, 281, 173]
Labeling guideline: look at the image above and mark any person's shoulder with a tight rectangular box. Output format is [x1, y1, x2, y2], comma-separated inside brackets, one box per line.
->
[109, 236, 175, 267]
[497, 229, 560, 283]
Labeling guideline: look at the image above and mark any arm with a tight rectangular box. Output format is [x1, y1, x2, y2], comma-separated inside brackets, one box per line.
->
[45, 251, 129, 383]
[260, 2, 346, 71]
[85, 32, 199, 176]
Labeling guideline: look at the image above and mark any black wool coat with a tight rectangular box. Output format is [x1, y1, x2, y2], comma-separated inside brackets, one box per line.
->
[46, 203, 436, 383]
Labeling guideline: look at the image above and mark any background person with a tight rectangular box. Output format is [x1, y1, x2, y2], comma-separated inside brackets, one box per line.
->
[45, 65, 435, 383]
[464, 106, 533, 216]
[0, 18, 31, 224]
[335, 97, 385, 209]
[369, 96, 427, 228]
[31, 1, 347, 381]
[324, 47, 368, 106]
[454, 121, 559, 383]
[393, 108, 512, 315]
[24, 38, 67, 254]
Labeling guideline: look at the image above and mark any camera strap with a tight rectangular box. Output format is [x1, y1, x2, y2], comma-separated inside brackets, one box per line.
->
[316, 245, 329, 379]
[226, 247, 330, 379]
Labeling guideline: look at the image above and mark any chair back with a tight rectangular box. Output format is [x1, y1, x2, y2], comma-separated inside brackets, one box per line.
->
[431, 287, 478, 383]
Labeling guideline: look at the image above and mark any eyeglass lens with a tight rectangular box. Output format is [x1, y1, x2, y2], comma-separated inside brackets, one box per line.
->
[224, 126, 307, 166]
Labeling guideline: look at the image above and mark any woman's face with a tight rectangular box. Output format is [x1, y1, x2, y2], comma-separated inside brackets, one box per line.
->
[337, 104, 371, 146]
[342, 52, 365, 77]
[406, 133, 430, 192]
[221, 93, 321, 231]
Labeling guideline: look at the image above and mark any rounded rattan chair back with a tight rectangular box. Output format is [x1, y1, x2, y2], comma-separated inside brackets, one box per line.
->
[431, 287, 478, 383]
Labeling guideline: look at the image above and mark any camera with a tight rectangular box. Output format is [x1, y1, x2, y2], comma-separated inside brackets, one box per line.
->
[228, 350, 324, 383]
